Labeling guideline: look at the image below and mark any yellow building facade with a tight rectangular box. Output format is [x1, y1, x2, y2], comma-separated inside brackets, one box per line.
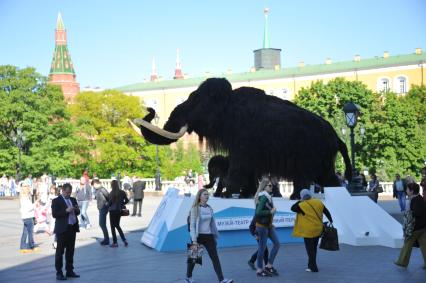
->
[118, 48, 425, 133]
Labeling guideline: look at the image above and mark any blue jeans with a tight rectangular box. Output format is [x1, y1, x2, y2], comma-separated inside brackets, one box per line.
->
[20, 218, 35, 249]
[256, 226, 280, 269]
[396, 191, 406, 211]
[78, 201, 90, 227]
[99, 207, 109, 242]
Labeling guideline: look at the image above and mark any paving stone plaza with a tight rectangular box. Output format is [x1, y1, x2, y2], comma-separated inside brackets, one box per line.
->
[0, 196, 425, 283]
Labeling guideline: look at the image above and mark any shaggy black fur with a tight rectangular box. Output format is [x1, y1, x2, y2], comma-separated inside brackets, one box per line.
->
[203, 155, 229, 197]
[139, 78, 352, 199]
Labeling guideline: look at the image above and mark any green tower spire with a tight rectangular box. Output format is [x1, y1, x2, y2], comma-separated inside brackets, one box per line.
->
[49, 13, 76, 75]
[263, 8, 270, 49]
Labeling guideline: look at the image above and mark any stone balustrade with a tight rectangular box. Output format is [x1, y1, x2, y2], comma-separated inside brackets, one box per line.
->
[53, 178, 396, 197]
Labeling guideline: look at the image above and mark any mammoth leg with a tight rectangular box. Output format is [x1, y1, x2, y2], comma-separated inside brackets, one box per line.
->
[225, 167, 257, 198]
[317, 160, 340, 188]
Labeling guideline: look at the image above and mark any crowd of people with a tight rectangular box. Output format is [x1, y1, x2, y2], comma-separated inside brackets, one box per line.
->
[185, 170, 426, 282]
[12, 166, 426, 281]
[16, 171, 147, 251]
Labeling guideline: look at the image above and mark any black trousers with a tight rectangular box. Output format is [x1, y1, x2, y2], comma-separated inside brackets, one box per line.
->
[110, 211, 126, 244]
[132, 199, 143, 215]
[304, 237, 320, 271]
[249, 240, 269, 264]
[187, 234, 224, 281]
[55, 225, 77, 275]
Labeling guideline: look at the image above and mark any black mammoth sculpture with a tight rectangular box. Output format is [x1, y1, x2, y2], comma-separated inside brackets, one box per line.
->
[129, 78, 351, 199]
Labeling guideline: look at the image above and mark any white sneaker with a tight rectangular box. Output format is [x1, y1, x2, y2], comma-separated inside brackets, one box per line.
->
[184, 278, 194, 283]
[220, 279, 233, 283]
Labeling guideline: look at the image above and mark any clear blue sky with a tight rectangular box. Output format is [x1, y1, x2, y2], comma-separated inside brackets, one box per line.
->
[1, 0, 425, 89]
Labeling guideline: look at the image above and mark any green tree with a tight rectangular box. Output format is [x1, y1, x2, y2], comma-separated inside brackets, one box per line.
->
[294, 78, 425, 181]
[70, 90, 161, 178]
[0, 65, 82, 178]
[161, 141, 203, 180]
[294, 78, 376, 175]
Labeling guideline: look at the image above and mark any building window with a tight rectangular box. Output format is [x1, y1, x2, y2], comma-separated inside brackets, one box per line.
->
[395, 76, 408, 94]
[265, 88, 291, 100]
[266, 89, 274, 95]
[377, 78, 390, 92]
[279, 88, 290, 100]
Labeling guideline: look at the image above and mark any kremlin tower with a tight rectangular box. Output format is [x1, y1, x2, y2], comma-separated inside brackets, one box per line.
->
[173, 49, 184, 79]
[48, 13, 80, 103]
[150, 57, 158, 82]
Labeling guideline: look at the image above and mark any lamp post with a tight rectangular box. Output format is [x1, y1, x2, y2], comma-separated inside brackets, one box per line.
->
[154, 114, 161, 191]
[343, 102, 364, 192]
[12, 128, 26, 182]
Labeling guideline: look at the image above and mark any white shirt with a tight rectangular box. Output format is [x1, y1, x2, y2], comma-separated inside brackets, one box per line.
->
[20, 197, 34, 219]
[198, 205, 213, 234]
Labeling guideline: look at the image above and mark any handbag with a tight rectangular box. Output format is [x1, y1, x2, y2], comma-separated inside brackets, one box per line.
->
[305, 201, 339, 251]
[402, 210, 415, 239]
[121, 205, 130, 217]
[187, 243, 203, 265]
[376, 185, 384, 193]
[319, 223, 339, 251]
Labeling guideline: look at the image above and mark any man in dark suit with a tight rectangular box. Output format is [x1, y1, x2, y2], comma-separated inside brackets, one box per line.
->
[52, 183, 80, 280]
[132, 178, 145, 217]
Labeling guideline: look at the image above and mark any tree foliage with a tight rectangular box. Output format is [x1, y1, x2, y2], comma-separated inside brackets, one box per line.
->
[70, 90, 155, 178]
[0, 65, 82, 178]
[161, 141, 204, 180]
[294, 78, 425, 181]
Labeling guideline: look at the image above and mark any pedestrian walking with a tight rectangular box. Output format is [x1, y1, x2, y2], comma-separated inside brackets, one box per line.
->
[19, 181, 36, 253]
[254, 177, 280, 277]
[395, 183, 426, 269]
[247, 215, 269, 270]
[48, 184, 59, 249]
[76, 177, 92, 229]
[132, 178, 145, 217]
[368, 173, 380, 203]
[393, 174, 407, 212]
[34, 200, 51, 235]
[185, 189, 233, 283]
[94, 179, 110, 245]
[108, 180, 129, 248]
[52, 183, 80, 280]
[291, 189, 333, 272]
[0, 174, 8, 197]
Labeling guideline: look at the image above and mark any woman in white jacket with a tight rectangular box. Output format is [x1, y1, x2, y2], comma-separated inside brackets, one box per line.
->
[19, 182, 36, 253]
[185, 189, 233, 283]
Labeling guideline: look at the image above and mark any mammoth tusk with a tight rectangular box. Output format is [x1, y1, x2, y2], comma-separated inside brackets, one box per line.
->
[129, 118, 188, 140]
[127, 119, 142, 136]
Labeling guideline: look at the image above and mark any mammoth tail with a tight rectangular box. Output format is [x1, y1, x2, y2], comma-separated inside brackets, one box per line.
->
[338, 138, 352, 182]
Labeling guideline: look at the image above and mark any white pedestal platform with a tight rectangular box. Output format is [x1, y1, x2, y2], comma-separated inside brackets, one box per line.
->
[141, 187, 403, 252]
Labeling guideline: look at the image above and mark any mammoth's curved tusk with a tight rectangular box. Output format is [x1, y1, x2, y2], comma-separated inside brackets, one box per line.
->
[130, 118, 188, 140]
[127, 119, 142, 136]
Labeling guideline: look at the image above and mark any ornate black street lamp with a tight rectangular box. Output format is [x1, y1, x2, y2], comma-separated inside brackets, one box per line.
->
[154, 114, 161, 191]
[12, 128, 26, 182]
[343, 102, 364, 192]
